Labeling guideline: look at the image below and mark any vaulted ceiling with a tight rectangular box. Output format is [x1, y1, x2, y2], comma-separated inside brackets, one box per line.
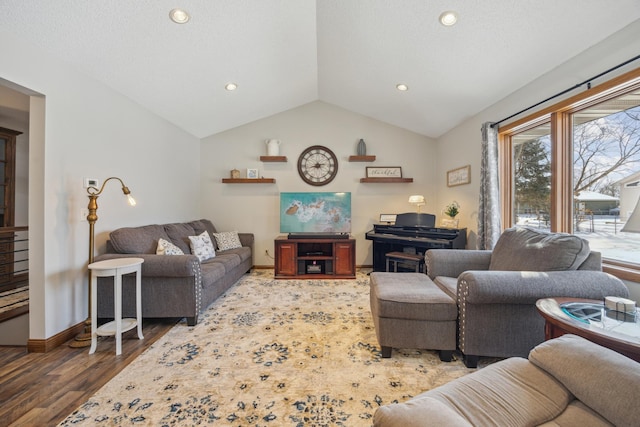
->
[1, 1, 639, 138]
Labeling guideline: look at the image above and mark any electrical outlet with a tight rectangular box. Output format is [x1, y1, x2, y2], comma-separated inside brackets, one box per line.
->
[84, 177, 99, 188]
[265, 249, 269, 255]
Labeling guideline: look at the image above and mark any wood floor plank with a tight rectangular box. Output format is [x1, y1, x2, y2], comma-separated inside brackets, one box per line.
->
[0, 318, 177, 426]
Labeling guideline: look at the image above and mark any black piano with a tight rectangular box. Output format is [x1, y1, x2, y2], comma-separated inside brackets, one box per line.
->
[365, 212, 467, 272]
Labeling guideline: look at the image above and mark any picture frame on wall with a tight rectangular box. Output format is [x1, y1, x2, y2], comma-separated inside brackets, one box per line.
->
[447, 165, 470, 187]
[366, 166, 402, 178]
[247, 168, 259, 179]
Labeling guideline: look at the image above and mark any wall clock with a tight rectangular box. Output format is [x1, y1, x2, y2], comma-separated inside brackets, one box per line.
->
[297, 145, 338, 186]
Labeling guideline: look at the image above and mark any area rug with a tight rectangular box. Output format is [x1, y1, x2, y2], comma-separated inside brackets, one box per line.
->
[59, 270, 488, 426]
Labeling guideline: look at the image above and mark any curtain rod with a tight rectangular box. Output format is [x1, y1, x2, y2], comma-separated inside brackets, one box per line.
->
[491, 54, 640, 128]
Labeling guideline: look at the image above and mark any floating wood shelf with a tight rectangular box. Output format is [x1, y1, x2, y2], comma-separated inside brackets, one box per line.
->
[222, 178, 276, 184]
[360, 177, 413, 183]
[260, 156, 288, 162]
[348, 155, 376, 162]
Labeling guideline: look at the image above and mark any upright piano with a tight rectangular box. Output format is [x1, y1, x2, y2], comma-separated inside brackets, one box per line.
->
[365, 212, 467, 272]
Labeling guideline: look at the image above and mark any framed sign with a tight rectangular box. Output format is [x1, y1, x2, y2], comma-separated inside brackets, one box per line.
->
[366, 167, 402, 178]
[447, 165, 470, 187]
[247, 168, 259, 179]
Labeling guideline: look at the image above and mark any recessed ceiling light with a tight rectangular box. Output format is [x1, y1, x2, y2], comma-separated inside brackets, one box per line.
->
[225, 83, 238, 91]
[169, 8, 190, 24]
[439, 11, 458, 26]
[396, 83, 409, 91]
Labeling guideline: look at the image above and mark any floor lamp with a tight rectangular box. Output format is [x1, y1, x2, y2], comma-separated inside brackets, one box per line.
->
[69, 177, 136, 348]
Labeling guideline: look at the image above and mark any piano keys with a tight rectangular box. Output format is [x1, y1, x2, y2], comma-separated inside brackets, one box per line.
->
[365, 212, 467, 272]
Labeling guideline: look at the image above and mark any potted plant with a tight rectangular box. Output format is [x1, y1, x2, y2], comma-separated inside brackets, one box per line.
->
[444, 201, 460, 218]
[442, 201, 460, 227]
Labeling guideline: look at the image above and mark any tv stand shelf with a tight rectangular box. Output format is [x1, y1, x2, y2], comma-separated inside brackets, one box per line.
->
[274, 236, 356, 279]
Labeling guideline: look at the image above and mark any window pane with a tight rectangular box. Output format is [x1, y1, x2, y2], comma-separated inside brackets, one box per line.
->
[572, 89, 640, 263]
[512, 124, 552, 230]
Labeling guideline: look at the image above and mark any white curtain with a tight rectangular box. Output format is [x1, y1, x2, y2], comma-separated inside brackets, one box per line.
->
[477, 122, 502, 249]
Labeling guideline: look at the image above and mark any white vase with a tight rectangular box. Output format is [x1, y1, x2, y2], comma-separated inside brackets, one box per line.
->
[265, 139, 281, 156]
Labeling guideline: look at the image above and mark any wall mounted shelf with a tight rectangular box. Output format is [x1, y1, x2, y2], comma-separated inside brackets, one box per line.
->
[348, 155, 376, 162]
[222, 178, 276, 184]
[360, 178, 413, 183]
[260, 156, 288, 162]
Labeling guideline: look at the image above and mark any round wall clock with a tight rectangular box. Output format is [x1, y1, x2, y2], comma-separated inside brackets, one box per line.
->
[297, 145, 338, 186]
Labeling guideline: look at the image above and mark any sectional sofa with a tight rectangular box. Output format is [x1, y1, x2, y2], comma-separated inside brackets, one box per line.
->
[374, 334, 639, 426]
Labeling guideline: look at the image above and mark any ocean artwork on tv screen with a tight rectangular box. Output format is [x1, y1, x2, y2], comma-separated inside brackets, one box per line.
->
[280, 192, 351, 233]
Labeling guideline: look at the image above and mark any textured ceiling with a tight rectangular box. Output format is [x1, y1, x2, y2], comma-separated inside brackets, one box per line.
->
[1, 1, 639, 138]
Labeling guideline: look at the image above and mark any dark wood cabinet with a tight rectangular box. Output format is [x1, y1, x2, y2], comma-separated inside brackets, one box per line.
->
[334, 241, 355, 276]
[275, 240, 297, 276]
[274, 236, 356, 279]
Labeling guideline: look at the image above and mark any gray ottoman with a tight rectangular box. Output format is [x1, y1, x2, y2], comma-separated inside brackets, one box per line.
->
[369, 272, 457, 361]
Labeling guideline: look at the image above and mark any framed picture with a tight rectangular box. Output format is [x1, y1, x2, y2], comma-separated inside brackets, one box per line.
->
[247, 168, 259, 179]
[366, 166, 402, 178]
[379, 214, 397, 224]
[447, 165, 470, 187]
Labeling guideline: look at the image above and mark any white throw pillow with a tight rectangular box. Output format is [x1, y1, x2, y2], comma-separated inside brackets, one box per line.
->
[212, 231, 242, 251]
[188, 231, 216, 262]
[156, 238, 184, 256]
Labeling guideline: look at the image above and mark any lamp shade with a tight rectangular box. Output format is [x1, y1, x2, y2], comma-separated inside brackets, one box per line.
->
[408, 195, 425, 205]
[408, 195, 426, 213]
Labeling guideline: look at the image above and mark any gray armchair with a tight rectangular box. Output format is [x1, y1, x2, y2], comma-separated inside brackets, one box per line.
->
[426, 227, 629, 368]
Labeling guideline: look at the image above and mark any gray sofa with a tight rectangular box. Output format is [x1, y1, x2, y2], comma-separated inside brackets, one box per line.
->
[426, 227, 629, 367]
[374, 334, 639, 426]
[95, 219, 253, 325]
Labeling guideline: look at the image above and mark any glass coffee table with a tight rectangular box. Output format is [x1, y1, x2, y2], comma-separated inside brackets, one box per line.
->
[536, 297, 640, 362]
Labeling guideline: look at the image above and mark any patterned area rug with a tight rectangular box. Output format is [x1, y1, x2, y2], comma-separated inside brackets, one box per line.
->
[59, 270, 486, 426]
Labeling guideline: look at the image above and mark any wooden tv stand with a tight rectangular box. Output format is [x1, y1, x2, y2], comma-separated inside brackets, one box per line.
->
[274, 235, 356, 279]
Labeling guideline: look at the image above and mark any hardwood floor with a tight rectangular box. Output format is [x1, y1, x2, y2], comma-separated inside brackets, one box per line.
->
[0, 318, 178, 426]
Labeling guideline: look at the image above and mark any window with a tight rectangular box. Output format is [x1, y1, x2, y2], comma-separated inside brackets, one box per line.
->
[499, 67, 640, 276]
[512, 122, 551, 228]
[572, 92, 640, 264]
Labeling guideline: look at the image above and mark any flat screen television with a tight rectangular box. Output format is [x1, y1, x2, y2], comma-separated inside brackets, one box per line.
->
[280, 192, 351, 234]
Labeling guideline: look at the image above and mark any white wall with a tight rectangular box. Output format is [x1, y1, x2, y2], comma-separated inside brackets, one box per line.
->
[201, 101, 436, 266]
[0, 31, 202, 340]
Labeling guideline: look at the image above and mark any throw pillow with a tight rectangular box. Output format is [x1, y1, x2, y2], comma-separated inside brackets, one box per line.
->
[188, 231, 216, 261]
[156, 238, 184, 256]
[213, 231, 242, 251]
[489, 227, 590, 271]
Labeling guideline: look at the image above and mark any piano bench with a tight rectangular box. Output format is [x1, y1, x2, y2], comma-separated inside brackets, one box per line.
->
[385, 251, 425, 273]
[369, 272, 457, 361]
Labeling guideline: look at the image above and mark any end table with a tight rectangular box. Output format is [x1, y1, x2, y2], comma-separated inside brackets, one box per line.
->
[89, 257, 144, 355]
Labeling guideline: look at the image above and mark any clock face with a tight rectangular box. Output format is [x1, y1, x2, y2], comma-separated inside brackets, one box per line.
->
[297, 145, 338, 186]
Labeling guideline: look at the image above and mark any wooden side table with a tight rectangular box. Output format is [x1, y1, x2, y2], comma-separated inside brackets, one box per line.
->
[89, 257, 144, 355]
[536, 297, 640, 363]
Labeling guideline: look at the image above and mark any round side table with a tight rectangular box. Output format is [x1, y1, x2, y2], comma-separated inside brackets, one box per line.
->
[89, 257, 144, 355]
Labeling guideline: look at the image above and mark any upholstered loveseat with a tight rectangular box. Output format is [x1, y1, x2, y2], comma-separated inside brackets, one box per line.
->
[374, 334, 639, 426]
[426, 227, 629, 367]
[94, 219, 253, 325]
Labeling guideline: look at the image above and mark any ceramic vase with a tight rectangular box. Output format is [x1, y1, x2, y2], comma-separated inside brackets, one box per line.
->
[357, 138, 366, 156]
